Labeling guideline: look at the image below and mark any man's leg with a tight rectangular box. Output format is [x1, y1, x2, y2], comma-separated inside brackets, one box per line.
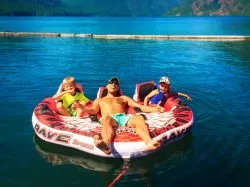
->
[127, 115, 160, 151]
[100, 116, 117, 145]
[94, 116, 117, 155]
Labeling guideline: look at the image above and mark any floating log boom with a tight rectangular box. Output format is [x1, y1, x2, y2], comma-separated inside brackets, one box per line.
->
[0, 32, 249, 41]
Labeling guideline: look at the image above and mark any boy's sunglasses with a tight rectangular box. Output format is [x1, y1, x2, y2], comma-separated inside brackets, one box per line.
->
[108, 80, 119, 86]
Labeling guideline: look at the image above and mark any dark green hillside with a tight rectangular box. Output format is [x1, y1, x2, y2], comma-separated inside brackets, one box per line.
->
[0, 0, 65, 16]
[0, 0, 249, 16]
[167, 0, 250, 16]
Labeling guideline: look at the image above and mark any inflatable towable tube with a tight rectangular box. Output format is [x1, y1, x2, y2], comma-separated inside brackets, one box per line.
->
[32, 82, 193, 159]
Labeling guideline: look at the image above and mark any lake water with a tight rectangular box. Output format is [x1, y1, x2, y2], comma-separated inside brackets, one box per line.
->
[0, 16, 250, 187]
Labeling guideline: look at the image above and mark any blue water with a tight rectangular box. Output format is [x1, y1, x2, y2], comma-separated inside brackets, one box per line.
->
[1, 17, 250, 187]
[1, 16, 250, 35]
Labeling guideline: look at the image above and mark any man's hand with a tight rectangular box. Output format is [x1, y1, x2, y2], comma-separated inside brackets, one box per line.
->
[156, 103, 164, 113]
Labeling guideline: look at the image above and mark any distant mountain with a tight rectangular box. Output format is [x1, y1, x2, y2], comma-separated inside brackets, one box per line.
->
[60, 0, 183, 16]
[0, 0, 65, 16]
[0, 0, 249, 16]
[167, 0, 250, 16]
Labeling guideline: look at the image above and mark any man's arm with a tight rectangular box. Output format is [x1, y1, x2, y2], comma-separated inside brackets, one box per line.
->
[84, 98, 100, 115]
[126, 96, 164, 113]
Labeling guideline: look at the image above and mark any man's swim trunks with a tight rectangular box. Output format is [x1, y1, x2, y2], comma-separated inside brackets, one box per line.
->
[100, 113, 133, 127]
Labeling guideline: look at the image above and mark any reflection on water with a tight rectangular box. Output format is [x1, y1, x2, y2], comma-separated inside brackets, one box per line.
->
[34, 135, 123, 172]
[34, 134, 193, 185]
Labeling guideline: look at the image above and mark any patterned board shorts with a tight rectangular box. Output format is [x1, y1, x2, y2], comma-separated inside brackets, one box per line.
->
[99, 113, 133, 127]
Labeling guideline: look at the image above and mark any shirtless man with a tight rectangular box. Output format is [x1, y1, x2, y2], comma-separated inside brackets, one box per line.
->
[84, 77, 164, 155]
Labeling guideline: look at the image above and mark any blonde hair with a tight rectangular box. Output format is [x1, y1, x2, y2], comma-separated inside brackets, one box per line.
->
[62, 76, 76, 85]
[61, 77, 76, 91]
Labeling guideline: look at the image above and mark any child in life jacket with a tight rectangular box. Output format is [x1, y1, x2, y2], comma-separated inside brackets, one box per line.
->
[143, 76, 191, 106]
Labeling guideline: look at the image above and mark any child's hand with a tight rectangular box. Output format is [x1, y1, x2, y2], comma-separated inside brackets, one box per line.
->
[71, 101, 81, 109]
[65, 89, 75, 95]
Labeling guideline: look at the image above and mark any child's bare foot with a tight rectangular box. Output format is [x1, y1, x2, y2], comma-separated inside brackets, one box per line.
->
[145, 139, 161, 151]
[93, 134, 111, 155]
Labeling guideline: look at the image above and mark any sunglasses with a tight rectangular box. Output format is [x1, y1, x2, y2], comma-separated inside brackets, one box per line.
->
[108, 80, 119, 86]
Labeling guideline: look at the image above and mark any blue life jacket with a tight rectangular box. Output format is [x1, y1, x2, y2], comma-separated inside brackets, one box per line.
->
[149, 86, 167, 105]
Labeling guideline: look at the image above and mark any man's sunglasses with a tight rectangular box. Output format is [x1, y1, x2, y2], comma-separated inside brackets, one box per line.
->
[108, 80, 119, 86]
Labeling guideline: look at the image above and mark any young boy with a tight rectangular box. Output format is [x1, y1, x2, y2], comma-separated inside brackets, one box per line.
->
[52, 76, 90, 117]
[144, 76, 192, 106]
